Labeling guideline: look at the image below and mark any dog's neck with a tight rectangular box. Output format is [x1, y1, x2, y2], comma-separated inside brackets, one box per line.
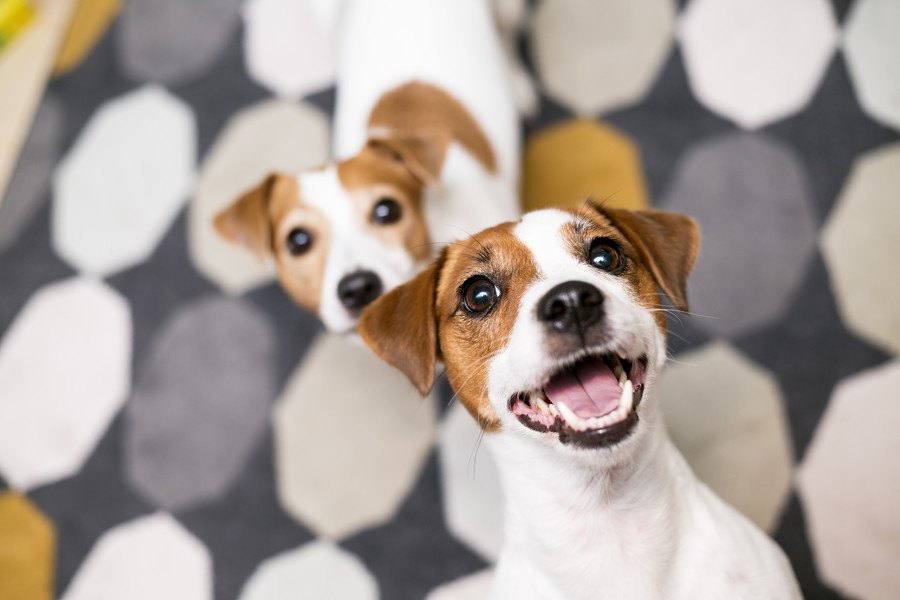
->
[488, 401, 699, 597]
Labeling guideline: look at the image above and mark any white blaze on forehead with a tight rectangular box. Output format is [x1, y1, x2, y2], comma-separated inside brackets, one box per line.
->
[513, 209, 583, 280]
[298, 166, 355, 222]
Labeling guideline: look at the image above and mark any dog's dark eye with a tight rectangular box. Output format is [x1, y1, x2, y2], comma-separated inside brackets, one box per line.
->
[372, 198, 402, 224]
[589, 239, 624, 273]
[461, 276, 500, 315]
[286, 228, 313, 256]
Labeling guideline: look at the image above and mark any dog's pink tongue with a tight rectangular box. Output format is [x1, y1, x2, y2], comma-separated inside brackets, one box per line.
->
[543, 360, 621, 419]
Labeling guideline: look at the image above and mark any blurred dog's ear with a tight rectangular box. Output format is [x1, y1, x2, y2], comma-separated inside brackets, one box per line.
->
[213, 173, 284, 258]
[359, 253, 444, 395]
[366, 132, 448, 189]
[597, 206, 701, 312]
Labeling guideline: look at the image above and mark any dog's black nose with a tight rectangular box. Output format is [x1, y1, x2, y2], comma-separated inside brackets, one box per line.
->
[337, 270, 383, 310]
[538, 281, 605, 334]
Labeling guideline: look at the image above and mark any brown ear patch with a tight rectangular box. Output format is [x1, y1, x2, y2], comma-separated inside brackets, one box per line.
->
[366, 81, 497, 184]
[358, 255, 444, 396]
[595, 205, 701, 312]
[214, 173, 293, 258]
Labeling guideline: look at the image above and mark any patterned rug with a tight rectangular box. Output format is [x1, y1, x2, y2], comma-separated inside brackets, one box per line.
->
[0, 1, 898, 599]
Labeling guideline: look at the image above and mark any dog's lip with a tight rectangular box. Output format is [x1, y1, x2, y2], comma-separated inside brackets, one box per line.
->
[508, 351, 647, 448]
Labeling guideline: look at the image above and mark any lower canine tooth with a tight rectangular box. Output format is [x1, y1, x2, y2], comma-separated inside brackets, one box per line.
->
[556, 401, 587, 430]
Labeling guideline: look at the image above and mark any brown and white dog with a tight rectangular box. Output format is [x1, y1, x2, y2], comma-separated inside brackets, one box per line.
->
[214, 0, 520, 333]
[359, 205, 802, 599]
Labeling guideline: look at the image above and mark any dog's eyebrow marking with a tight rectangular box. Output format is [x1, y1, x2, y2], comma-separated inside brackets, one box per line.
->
[473, 245, 493, 265]
[571, 215, 591, 236]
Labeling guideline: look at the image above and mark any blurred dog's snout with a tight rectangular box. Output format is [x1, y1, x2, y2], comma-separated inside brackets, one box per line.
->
[337, 270, 383, 310]
[537, 281, 605, 334]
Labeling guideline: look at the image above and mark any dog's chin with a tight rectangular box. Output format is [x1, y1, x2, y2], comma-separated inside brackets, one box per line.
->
[507, 350, 648, 450]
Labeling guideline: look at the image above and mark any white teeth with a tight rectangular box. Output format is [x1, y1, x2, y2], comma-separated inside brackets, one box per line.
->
[555, 401, 588, 431]
[532, 394, 550, 415]
[619, 379, 633, 414]
[609, 356, 627, 388]
[548, 404, 559, 417]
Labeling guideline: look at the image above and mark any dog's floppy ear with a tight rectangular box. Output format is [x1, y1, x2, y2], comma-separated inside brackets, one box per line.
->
[358, 253, 444, 396]
[366, 132, 448, 189]
[213, 173, 283, 258]
[598, 206, 701, 312]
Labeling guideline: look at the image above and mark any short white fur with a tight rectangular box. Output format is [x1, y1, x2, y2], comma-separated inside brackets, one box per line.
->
[478, 210, 801, 600]
[297, 168, 415, 333]
[298, 0, 521, 332]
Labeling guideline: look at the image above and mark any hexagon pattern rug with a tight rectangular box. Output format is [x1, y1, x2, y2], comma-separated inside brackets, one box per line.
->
[0, 2, 897, 598]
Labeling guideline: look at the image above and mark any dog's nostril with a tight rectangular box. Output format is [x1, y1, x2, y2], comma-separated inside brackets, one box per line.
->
[538, 280, 605, 332]
[337, 270, 383, 311]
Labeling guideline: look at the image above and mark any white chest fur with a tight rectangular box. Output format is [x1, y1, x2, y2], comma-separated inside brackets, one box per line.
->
[486, 401, 802, 600]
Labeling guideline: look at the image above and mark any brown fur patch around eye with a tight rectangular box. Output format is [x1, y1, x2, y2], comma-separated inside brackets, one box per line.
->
[435, 223, 539, 430]
[268, 178, 332, 314]
[557, 209, 668, 330]
[566, 204, 700, 330]
[337, 153, 432, 263]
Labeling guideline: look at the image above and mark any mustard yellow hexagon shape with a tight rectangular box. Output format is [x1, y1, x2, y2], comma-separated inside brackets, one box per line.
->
[53, 0, 122, 76]
[522, 119, 649, 213]
[0, 492, 55, 600]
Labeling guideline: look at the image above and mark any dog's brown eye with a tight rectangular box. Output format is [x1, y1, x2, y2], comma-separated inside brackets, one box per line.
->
[372, 198, 402, 224]
[286, 228, 313, 256]
[589, 239, 623, 273]
[461, 276, 500, 315]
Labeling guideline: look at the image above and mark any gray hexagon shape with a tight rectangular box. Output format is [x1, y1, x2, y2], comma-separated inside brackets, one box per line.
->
[821, 142, 900, 355]
[532, 0, 675, 115]
[124, 295, 277, 511]
[679, 0, 837, 129]
[798, 360, 900, 600]
[0, 93, 64, 253]
[660, 132, 818, 337]
[844, 0, 900, 132]
[117, 0, 242, 85]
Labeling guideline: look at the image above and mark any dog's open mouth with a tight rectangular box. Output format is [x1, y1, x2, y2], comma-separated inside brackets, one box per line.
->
[509, 353, 646, 448]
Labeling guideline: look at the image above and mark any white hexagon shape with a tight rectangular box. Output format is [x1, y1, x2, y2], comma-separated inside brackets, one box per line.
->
[52, 85, 196, 276]
[822, 144, 900, 355]
[239, 540, 378, 600]
[243, 0, 336, 99]
[679, 0, 838, 128]
[844, 0, 900, 132]
[0, 278, 131, 490]
[274, 333, 436, 539]
[425, 569, 494, 600]
[532, 0, 675, 115]
[438, 403, 504, 562]
[61, 512, 212, 600]
[798, 360, 900, 600]
[659, 342, 794, 532]
[189, 99, 329, 294]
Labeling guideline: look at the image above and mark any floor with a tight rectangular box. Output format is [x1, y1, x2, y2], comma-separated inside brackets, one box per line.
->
[0, 1, 899, 599]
